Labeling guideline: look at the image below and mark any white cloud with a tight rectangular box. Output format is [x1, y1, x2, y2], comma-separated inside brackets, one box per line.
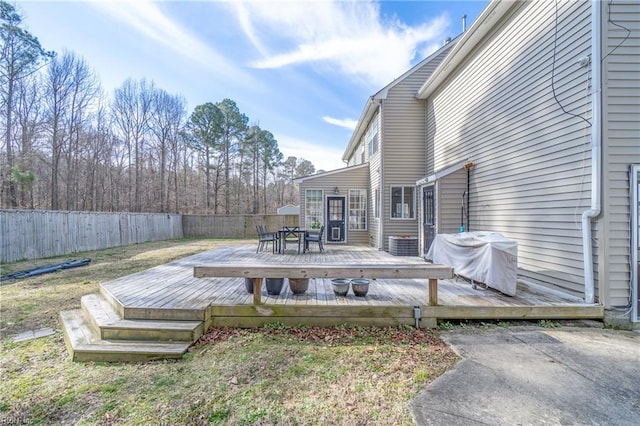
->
[234, 0, 449, 87]
[322, 116, 358, 130]
[91, 0, 252, 83]
[276, 134, 346, 172]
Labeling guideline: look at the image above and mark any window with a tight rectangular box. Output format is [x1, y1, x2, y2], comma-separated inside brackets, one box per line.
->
[391, 186, 415, 219]
[424, 187, 434, 226]
[374, 187, 380, 219]
[305, 189, 323, 229]
[348, 189, 367, 230]
[367, 119, 378, 158]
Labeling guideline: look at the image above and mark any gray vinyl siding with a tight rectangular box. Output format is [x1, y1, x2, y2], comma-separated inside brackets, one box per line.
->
[297, 165, 369, 245]
[345, 113, 381, 247]
[601, 0, 640, 308]
[437, 169, 468, 234]
[346, 142, 361, 166]
[381, 47, 454, 250]
[426, 1, 593, 297]
[369, 119, 382, 248]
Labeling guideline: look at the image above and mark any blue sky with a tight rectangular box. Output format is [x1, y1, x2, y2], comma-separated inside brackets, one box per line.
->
[16, 0, 489, 172]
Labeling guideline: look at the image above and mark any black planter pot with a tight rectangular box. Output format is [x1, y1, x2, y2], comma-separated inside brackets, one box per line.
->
[244, 277, 255, 294]
[265, 277, 285, 295]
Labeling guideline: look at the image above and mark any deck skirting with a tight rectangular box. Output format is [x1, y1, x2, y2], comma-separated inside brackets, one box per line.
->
[207, 303, 603, 329]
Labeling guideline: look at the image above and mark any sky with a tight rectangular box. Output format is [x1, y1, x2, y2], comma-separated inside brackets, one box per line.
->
[15, 0, 489, 172]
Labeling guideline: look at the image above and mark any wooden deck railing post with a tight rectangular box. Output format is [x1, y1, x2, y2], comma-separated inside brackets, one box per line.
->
[252, 278, 262, 305]
[428, 279, 438, 306]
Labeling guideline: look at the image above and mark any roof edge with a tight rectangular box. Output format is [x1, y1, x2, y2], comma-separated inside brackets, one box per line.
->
[341, 97, 380, 162]
[293, 163, 369, 184]
[416, 0, 516, 100]
[342, 38, 460, 162]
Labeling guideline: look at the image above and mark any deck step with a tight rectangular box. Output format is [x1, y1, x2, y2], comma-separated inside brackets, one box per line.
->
[99, 285, 206, 322]
[60, 310, 191, 363]
[81, 293, 204, 342]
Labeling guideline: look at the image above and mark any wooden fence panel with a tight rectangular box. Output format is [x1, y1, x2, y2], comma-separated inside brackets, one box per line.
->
[0, 210, 183, 263]
[1, 211, 298, 263]
[181, 215, 298, 239]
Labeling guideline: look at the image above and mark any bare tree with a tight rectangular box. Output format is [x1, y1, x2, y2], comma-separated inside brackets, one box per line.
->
[111, 78, 153, 211]
[0, 1, 53, 207]
[148, 88, 185, 212]
[82, 96, 115, 211]
[13, 72, 45, 208]
[42, 51, 98, 209]
[44, 51, 72, 209]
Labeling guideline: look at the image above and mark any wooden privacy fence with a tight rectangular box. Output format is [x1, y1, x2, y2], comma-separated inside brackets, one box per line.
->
[182, 214, 298, 239]
[1, 211, 299, 263]
[1, 210, 183, 263]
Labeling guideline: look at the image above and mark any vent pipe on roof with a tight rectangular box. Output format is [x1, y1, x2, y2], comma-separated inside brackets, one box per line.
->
[462, 14, 467, 32]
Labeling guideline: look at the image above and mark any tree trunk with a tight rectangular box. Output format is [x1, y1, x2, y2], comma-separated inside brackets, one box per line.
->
[4, 78, 17, 207]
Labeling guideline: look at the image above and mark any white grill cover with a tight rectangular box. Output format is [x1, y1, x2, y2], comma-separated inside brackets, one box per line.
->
[426, 231, 518, 296]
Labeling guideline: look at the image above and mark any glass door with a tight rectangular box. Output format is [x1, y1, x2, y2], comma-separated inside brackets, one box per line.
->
[423, 186, 435, 253]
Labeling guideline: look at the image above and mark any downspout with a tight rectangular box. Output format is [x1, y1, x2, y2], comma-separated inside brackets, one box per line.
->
[378, 102, 385, 251]
[582, 0, 602, 304]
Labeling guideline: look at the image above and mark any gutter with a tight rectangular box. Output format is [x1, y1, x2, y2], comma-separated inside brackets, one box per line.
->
[581, 0, 602, 304]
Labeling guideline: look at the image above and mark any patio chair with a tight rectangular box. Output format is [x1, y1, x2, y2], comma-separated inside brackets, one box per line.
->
[256, 225, 278, 253]
[304, 225, 324, 253]
[281, 226, 302, 253]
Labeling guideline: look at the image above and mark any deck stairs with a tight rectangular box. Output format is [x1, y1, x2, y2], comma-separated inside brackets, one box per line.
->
[60, 291, 204, 362]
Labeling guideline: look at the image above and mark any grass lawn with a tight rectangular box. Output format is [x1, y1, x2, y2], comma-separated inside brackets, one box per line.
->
[0, 239, 459, 425]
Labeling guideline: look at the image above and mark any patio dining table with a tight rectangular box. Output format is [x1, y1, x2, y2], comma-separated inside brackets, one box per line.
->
[277, 227, 309, 254]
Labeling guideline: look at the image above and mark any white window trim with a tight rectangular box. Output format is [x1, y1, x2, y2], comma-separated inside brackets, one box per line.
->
[390, 185, 416, 220]
[348, 189, 367, 231]
[367, 116, 379, 159]
[305, 189, 324, 229]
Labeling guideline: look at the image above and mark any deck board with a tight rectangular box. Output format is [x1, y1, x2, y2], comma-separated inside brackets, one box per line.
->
[100, 243, 603, 323]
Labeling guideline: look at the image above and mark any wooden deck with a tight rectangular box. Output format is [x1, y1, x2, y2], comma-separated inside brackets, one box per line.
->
[61, 243, 604, 362]
[101, 243, 603, 328]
